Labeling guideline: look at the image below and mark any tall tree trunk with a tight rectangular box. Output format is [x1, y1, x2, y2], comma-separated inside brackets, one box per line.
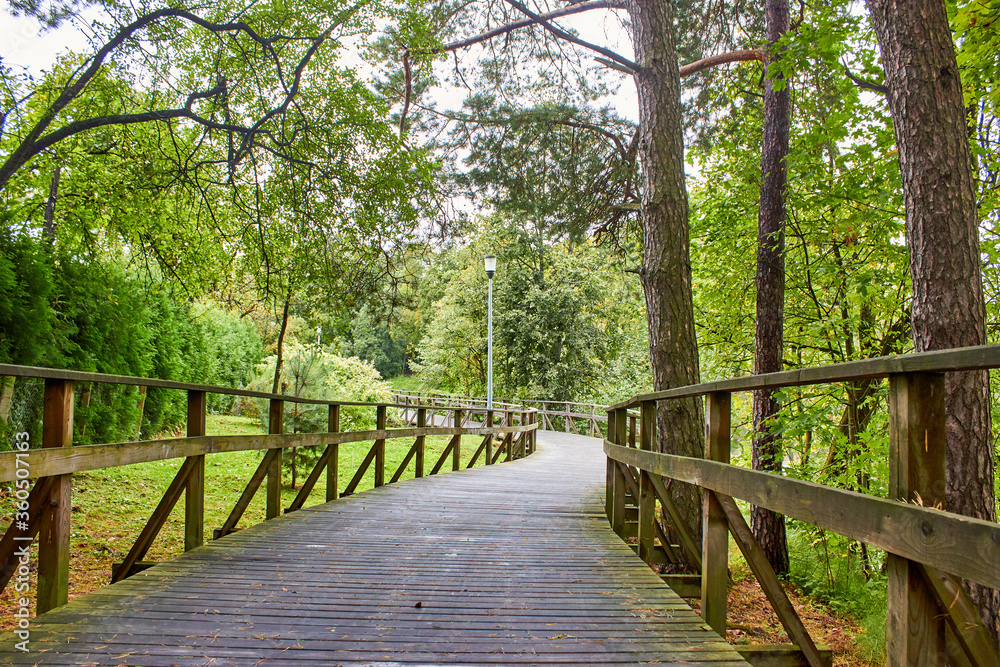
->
[866, 0, 999, 643]
[626, 0, 704, 561]
[271, 284, 294, 395]
[751, 0, 791, 578]
[42, 165, 61, 246]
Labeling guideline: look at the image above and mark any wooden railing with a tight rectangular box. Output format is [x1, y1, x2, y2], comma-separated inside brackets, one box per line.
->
[0, 364, 537, 616]
[605, 345, 1000, 667]
[393, 390, 606, 437]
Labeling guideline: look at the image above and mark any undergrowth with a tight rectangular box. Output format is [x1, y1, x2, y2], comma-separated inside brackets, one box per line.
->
[787, 523, 887, 664]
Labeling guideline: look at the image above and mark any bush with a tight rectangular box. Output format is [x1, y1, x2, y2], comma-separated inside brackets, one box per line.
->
[249, 343, 392, 433]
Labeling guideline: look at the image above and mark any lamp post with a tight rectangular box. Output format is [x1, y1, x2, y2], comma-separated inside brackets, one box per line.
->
[484, 255, 496, 409]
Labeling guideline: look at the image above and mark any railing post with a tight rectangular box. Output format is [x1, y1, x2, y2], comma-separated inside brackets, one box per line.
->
[531, 410, 536, 454]
[565, 402, 571, 433]
[638, 400, 656, 564]
[629, 414, 637, 447]
[416, 407, 426, 477]
[266, 399, 283, 520]
[452, 407, 462, 470]
[485, 409, 494, 465]
[606, 408, 616, 523]
[611, 407, 628, 537]
[702, 391, 730, 636]
[185, 390, 206, 551]
[887, 372, 947, 666]
[375, 405, 386, 487]
[503, 410, 513, 462]
[37, 378, 73, 613]
[326, 405, 340, 502]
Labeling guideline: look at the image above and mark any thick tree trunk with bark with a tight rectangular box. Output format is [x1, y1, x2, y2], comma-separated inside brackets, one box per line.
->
[866, 0, 999, 643]
[751, 0, 791, 578]
[626, 0, 704, 560]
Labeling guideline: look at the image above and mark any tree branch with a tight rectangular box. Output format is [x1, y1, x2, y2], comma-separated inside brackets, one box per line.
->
[437, 0, 624, 53]
[841, 60, 888, 96]
[678, 49, 763, 78]
[0, 7, 344, 191]
[502, 0, 639, 72]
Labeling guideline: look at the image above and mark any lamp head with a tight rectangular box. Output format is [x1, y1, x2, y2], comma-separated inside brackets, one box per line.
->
[484, 254, 496, 279]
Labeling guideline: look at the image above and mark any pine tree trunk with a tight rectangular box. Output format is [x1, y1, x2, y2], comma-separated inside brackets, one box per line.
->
[626, 0, 704, 559]
[866, 0, 999, 643]
[751, 0, 791, 578]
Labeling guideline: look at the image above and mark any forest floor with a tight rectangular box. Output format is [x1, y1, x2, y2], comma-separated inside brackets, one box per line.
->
[1, 418, 881, 664]
[688, 564, 880, 666]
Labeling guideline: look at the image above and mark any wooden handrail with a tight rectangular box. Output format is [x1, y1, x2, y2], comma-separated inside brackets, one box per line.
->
[605, 442, 1000, 590]
[0, 363, 405, 407]
[605, 345, 1000, 667]
[608, 343, 1000, 409]
[0, 365, 539, 615]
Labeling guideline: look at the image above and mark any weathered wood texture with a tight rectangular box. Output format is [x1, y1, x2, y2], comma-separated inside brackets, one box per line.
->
[0, 432, 746, 666]
[0, 424, 537, 483]
[36, 378, 73, 614]
[608, 344, 1000, 410]
[606, 443, 1000, 590]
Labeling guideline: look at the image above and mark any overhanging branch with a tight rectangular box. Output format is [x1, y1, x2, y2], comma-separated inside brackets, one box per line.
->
[502, 0, 638, 72]
[678, 49, 763, 78]
[438, 0, 624, 53]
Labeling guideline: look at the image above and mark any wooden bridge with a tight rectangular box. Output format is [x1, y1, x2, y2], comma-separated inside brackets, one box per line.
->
[2, 347, 1000, 666]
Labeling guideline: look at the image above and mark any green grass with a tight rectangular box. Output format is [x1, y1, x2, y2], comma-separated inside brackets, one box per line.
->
[387, 374, 427, 391]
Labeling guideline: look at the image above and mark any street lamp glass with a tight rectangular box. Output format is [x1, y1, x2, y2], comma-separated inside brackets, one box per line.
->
[484, 255, 496, 277]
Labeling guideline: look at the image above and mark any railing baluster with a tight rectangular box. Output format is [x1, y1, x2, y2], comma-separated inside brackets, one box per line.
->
[266, 399, 283, 520]
[375, 405, 387, 487]
[37, 378, 74, 613]
[416, 407, 426, 477]
[701, 391, 730, 637]
[327, 405, 340, 501]
[637, 400, 656, 564]
[887, 372, 946, 666]
[611, 407, 628, 538]
[185, 390, 206, 551]
[452, 408, 462, 470]
[485, 409, 494, 465]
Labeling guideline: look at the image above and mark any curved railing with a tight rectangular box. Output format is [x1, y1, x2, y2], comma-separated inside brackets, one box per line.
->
[605, 345, 1000, 667]
[393, 389, 607, 437]
[0, 364, 536, 616]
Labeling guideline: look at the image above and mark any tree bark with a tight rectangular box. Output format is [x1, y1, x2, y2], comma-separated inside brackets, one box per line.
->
[42, 166, 61, 244]
[271, 285, 294, 395]
[750, 0, 791, 578]
[866, 0, 999, 644]
[626, 0, 704, 561]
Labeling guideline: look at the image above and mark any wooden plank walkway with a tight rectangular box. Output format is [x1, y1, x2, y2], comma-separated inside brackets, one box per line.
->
[1, 431, 746, 666]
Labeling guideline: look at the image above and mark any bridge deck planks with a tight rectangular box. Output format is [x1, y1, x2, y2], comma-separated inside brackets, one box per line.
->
[2, 431, 746, 666]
